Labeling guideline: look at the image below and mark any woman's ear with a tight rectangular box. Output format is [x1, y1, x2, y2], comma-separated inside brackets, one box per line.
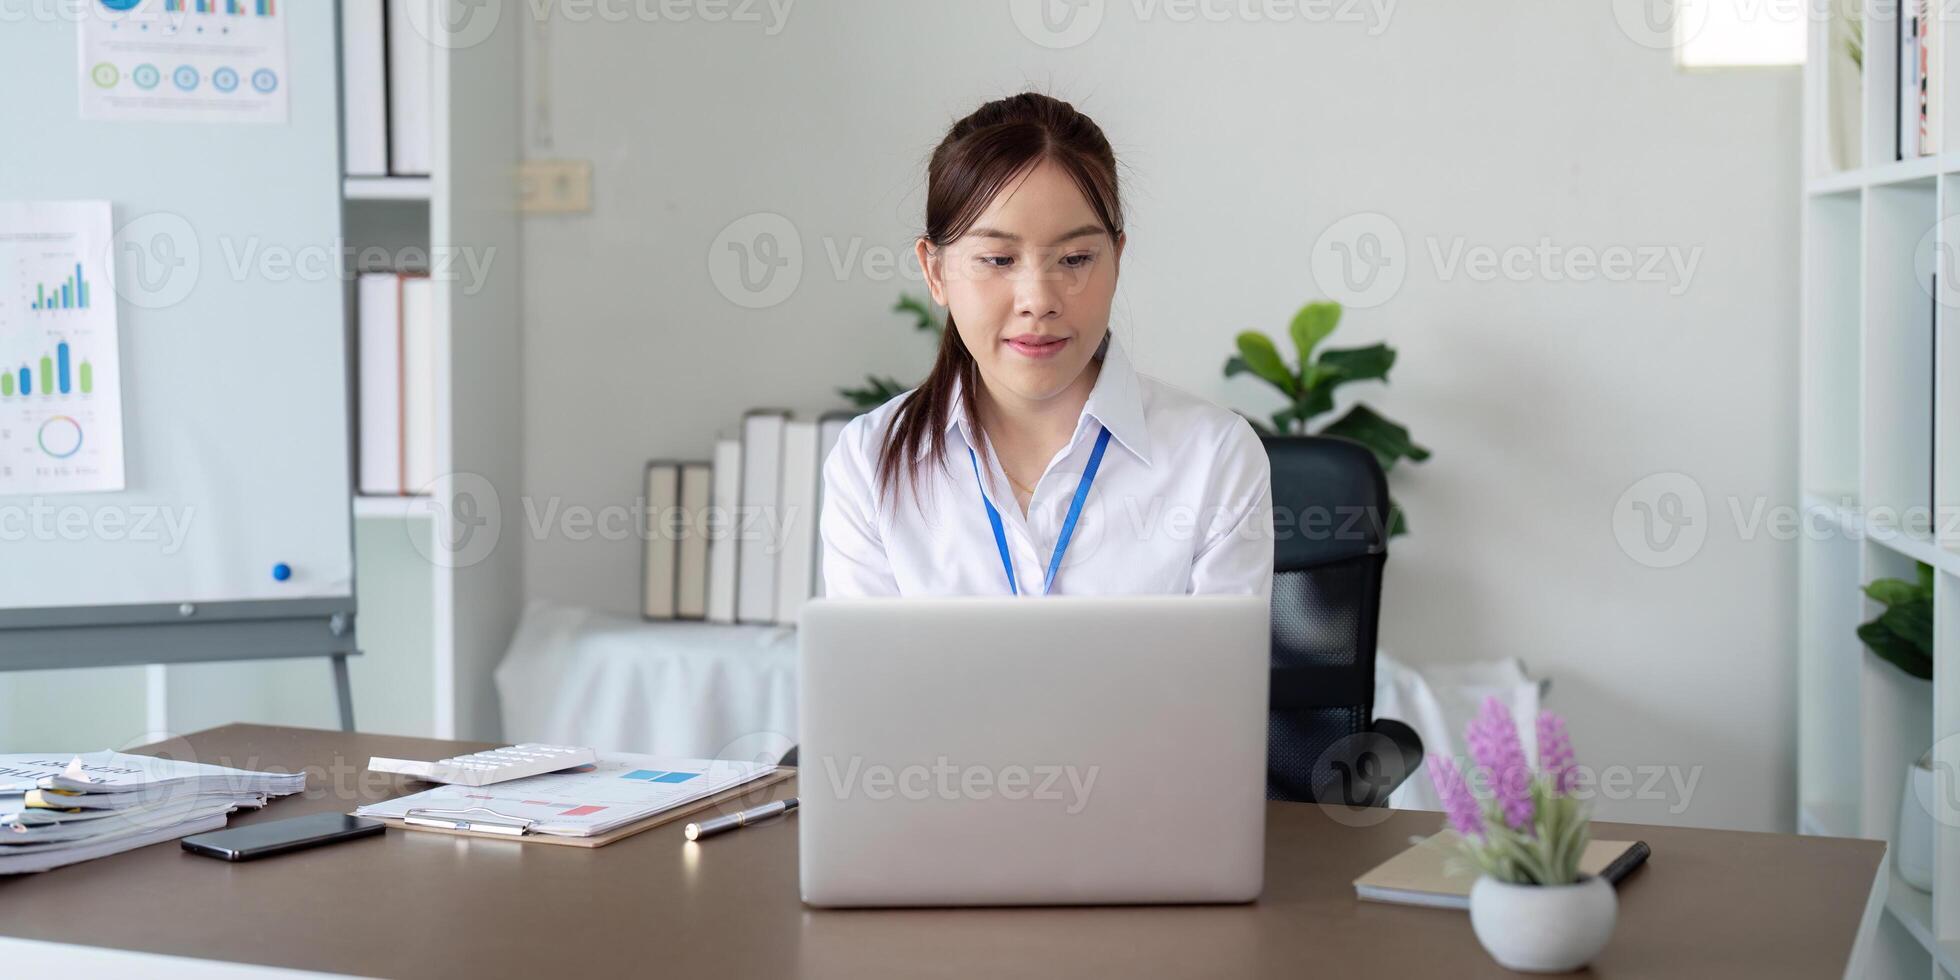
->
[916, 237, 947, 308]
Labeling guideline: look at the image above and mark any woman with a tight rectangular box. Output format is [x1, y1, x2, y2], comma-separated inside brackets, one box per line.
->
[821, 92, 1274, 598]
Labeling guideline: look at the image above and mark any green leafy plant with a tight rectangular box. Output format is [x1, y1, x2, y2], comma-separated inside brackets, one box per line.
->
[838, 293, 943, 409]
[1859, 561, 1933, 680]
[1225, 301, 1429, 535]
[1846, 9, 1863, 72]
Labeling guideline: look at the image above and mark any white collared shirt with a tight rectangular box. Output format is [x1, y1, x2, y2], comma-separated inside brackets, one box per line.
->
[820, 334, 1274, 599]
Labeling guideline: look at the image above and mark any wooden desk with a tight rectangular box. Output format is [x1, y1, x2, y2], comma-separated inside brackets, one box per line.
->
[0, 725, 1885, 978]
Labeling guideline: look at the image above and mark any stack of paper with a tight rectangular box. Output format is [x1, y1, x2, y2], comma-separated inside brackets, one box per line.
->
[0, 751, 306, 874]
[355, 753, 775, 837]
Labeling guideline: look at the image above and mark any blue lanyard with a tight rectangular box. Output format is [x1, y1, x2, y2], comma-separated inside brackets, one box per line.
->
[966, 426, 1112, 596]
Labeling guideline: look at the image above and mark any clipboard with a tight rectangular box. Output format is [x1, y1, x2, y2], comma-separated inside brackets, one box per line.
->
[356, 767, 795, 848]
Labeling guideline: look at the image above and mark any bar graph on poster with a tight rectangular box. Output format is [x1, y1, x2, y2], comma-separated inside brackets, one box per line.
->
[0, 202, 127, 495]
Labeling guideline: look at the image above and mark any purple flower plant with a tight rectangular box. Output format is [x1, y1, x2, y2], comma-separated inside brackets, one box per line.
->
[1466, 697, 1535, 833]
[1427, 754, 1484, 840]
[1537, 710, 1577, 794]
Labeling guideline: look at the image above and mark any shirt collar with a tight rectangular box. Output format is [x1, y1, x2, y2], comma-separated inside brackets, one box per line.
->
[932, 331, 1153, 466]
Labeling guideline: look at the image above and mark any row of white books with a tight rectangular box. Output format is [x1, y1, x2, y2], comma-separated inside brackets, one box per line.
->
[356, 272, 438, 497]
[0, 752, 304, 874]
[643, 410, 856, 626]
[341, 0, 435, 177]
[1898, 0, 1941, 159]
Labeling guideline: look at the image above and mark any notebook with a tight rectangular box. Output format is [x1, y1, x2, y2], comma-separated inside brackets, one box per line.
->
[1353, 832, 1649, 909]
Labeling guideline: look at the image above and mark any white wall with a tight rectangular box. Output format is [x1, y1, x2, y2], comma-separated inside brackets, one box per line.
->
[519, 1, 1799, 831]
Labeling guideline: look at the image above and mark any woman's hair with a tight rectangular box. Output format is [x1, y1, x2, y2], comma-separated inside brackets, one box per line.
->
[875, 91, 1126, 510]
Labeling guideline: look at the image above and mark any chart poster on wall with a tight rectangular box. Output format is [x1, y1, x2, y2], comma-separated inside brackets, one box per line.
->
[0, 202, 128, 495]
[77, 0, 289, 125]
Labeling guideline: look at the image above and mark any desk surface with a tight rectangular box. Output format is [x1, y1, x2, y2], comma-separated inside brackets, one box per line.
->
[0, 724, 1884, 979]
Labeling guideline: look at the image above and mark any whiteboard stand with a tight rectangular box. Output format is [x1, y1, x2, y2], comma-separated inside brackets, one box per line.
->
[0, 599, 359, 732]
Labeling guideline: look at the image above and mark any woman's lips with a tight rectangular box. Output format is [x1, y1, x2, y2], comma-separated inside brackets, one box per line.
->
[1005, 336, 1069, 359]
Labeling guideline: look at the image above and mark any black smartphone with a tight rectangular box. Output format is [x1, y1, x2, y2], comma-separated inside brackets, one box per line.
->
[181, 812, 384, 862]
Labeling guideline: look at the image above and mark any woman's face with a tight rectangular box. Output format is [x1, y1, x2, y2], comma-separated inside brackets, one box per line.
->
[917, 159, 1125, 407]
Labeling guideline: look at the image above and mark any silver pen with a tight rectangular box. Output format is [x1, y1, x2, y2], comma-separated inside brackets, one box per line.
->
[683, 797, 798, 841]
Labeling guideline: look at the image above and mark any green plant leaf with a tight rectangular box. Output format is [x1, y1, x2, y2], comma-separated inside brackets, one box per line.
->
[1317, 343, 1396, 385]
[1880, 598, 1935, 650]
[1317, 403, 1431, 469]
[1235, 331, 1298, 397]
[1271, 407, 1302, 436]
[1920, 561, 1936, 593]
[1860, 620, 1934, 680]
[893, 293, 941, 334]
[1387, 494, 1408, 537]
[1223, 354, 1253, 379]
[1864, 577, 1922, 606]
[837, 375, 908, 409]
[1288, 302, 1342, 365]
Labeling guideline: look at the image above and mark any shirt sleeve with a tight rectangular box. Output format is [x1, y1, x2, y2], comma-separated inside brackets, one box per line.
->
[1187, 417, 1275, 600]
[819, 415, 902, 598]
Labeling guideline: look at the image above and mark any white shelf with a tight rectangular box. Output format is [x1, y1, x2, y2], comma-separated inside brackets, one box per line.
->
[1803, 495, 1957, 574]
[1801, 7, 1960, 969]
[1806, 156, 1947, 195]
[343, 176, 432, 201]
[1885, 869, 1960, 976]
[353, 495, 435, 520]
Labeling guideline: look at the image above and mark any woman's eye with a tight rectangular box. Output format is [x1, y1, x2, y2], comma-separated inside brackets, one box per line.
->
[1062, 253, 1094, 269]
[979, 256, 1012, 268]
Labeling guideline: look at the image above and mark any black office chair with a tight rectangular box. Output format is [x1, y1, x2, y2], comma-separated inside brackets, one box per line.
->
[1263, 434, 1422, 806]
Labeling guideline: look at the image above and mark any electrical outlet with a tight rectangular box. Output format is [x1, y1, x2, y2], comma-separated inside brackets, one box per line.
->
[520, 159, 592, 213]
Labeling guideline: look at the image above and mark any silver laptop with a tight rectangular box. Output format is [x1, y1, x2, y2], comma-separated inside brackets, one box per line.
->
[797, 595, 1269, 907]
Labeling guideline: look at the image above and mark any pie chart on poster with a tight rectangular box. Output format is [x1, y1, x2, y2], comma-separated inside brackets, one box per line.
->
[98, 0, 143, 10]
[38, 417, 84, 459]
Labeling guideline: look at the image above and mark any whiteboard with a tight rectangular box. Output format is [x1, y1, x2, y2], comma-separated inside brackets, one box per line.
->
[0, 3, 351, 613]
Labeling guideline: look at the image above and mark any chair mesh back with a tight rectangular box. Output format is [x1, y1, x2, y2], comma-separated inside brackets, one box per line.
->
[1266, 557, 1384, 801]
[1260, 435, 1389, 804]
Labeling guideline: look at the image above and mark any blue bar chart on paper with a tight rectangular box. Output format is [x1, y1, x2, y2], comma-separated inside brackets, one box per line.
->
[0, 202, 127, 494]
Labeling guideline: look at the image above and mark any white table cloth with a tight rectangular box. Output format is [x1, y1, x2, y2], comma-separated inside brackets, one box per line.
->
[494, 600, 798, 764]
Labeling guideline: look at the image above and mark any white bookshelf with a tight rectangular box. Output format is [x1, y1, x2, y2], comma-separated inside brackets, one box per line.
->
[1801, 3, 1960, 977]
[340, 8, 523, 743]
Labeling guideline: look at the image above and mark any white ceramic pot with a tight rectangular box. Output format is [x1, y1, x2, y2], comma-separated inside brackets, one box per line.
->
[1897, 750, 1936, 893]
[1468, 874, 1618, 973]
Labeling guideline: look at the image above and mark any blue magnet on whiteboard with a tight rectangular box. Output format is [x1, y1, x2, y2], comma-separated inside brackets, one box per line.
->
[272, 563, 292, 582]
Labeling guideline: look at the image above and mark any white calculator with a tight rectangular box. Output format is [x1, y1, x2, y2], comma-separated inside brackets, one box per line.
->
[367, 744, 598, 787]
